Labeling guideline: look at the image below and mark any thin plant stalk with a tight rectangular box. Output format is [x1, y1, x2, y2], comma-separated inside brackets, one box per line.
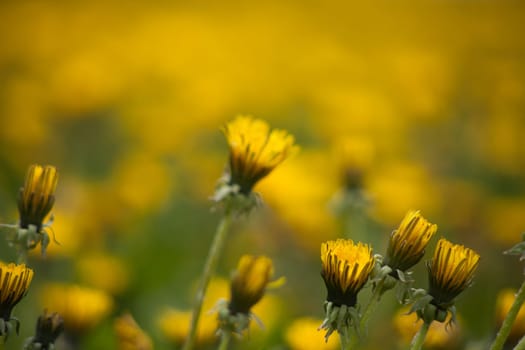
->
[359, 279, 383, 332]
[342, 197, 369, 245]
[217, 332, 231, 350]
[183, 209, 233, 350]
[339, 323, 361, 350]
[343, 326, 361, 350]
[409, 321, 430, 350]
[490, 280, 525, 350]
[347, 278, 384, 349]
[339, 329, 351, 350]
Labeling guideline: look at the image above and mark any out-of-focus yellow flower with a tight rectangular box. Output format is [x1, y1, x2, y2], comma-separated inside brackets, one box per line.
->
[481, 114, 524, 175]
[285, 317, 339, 350]
[384, 210, 437, 273]
[250, 294, 282, 334]
[229, 255, 274, 314]
[494, 289, 525, 347]
[333, 136, 375, 190]
[114, 313, 153, 350]
[0, 78, 49, 148]
[30, 209, 81, 258]
[0, 262, 34, 332]
[394, 307, 461, 349]
[484, 197, 525, 245]
[222, 115, 297, 194]
[76, 253, 130, 295]
[48, 52, 122, 115]
[110, 153, 172, 214]
[218, 256, 280, 336]
[40, 283, 113, 334]
[368, 162, 440, 225]
[158, 308, 217, 347]
[157, 309, 190, 345]
[25, 310, 64, 350]
[312, 87, 398, 142]
[321, 239, 374, 307]
[386, 50, 452, 118]
[18, 164, 58, 232]
[158, 277, 228, 346]
[258, 151, 338, 252]
[427, 239, 480, 306]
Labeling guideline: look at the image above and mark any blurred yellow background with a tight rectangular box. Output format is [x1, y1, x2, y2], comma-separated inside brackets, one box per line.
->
[0, 0, 524, 348]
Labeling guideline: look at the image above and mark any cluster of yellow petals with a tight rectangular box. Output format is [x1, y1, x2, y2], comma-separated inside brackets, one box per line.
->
[386, 210, 437, 271]
[114, 313, 153, 350]
[428, 239, 480, 303]
[0, 262, 34, 312]
[285, 317, 339, 350]
[158, 277, 228, 345]
[229, 255, 275, 314]
[40, 283, 113, 333]
[321, 239, 374, 295]
[76, 254, 130, 295]
[18, 164, 58, 229]
[158, 308, 218, 345]
[222, 116, 297, 192]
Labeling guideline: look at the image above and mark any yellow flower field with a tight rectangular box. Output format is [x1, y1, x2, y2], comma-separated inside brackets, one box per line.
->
[0, 0, 524, 349]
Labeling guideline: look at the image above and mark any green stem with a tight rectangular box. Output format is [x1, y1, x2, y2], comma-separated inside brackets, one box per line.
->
[360, 279, 383, 333]
[182, 211, 233, 350]
[217, 332, 231, 350]
[339, 329, 351, 350]
[347, 285, 381, 348]
[490, 280, 525, 350]
[343, 196, 368, 243]
[409, 321, 430, 350]
[344, 326, 361, 350]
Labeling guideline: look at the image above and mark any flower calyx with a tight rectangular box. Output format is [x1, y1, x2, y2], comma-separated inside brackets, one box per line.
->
[319, 301, 361, 343]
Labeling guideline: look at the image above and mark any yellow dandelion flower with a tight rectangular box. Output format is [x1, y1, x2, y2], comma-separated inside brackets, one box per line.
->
[385, 210, 437, 274]
[76, 253, 130, 295]
[157, 309, 189, 345]
[285, 317, 339, 350]
[158, 308, 218, 346]
[427, 239, 480, 306]
[40, 283, 113, 334]
[334, 136, 375, 190]
[114, 313, 153, 350]
[321, 239, 374, 306]
[494, 289, 525, 347]
[26, 310, 64, 349]
[229, 255, 274, 314]
[0, 262, 33, 324]
[18, 164, 58, 231]
[218, 256, 281, 336]
[222, 115, 297, 194]
[158, 277, 228, 346]
[394, 307, 461, 349]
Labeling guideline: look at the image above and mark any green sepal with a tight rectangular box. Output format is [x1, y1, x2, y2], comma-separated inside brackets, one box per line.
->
[408, 293, 433, 317]
[504, 235, 525, 274]
[320, 302, 361, 343]
[212, 182, 261, 216]
[504, 241, 525, 259]
[217, 298, 261, 337]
